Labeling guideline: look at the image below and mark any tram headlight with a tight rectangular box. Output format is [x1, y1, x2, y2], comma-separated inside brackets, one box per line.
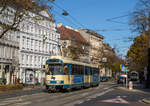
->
[57, 81, 61, 84]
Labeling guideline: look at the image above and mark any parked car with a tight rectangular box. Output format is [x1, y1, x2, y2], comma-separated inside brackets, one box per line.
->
[100, 76, 108, 82]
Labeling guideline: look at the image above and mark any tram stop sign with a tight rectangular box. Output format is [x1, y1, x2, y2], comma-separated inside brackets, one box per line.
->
[120, 64, 129, 72]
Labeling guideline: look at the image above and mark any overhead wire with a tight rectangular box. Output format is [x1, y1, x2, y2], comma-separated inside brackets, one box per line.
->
[50, 1, 132, 33]
[50, 2, 87, 28]
[106, 14, 131, 24]
[50, 8, 79, 28]
[47, 0, 133, 52]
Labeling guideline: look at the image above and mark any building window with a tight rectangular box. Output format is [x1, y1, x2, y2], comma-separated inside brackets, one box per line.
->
[31, 39, 33, 50]
[22, 54, 24, 65]
[26, 55, 28, 65]
[26, 38, 29, 49]
[31, 26, 33, 33]
[35, 40, 37, 51]
[35, 56, 37, 66]
[30, 55, 32, 66]
[39, 29, 41, 35]
[38, 56, 40, 66]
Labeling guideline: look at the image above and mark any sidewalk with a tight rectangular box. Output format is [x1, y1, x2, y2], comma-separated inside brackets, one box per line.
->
[0, 85, 45, 99]
[118, 81, 150, 104]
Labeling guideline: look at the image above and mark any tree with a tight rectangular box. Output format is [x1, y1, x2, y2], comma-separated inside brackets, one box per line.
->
[68, 41, 89, 61]
[127, 33, 148, 71]
[130, 0, 150, 88]
[0, 0, 51, 39]
[99, 43, 125, 76]
[130, 0, 150, 33]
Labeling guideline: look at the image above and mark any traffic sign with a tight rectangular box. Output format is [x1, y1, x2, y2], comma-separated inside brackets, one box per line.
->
[99, 97, 130, 104]
[120, 64, 129, 72]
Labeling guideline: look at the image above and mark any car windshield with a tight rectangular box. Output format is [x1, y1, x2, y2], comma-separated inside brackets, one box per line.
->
[48, 64, 63, 75]
[132, 73, 138, 76]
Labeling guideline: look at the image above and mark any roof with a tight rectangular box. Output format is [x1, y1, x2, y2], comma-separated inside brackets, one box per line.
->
[48, 56, 98, 68]
[80, 29, 104, 39]
[57, 26, 87, 44]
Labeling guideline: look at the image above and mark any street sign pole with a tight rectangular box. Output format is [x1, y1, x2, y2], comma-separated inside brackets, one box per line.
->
[126, 71, 128, 88]
[120, 64, 129, 88]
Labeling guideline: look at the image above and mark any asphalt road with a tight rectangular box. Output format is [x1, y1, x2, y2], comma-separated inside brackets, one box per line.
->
[75, 87, 150, 106]
[0, 82, 149, 106]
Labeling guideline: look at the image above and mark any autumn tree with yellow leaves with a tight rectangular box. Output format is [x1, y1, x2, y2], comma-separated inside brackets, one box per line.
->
[127, 33, 148, 72]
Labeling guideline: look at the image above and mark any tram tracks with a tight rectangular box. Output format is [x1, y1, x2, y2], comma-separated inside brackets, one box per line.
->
[0, 83, 116, 106]
[30, 84, 116, 106]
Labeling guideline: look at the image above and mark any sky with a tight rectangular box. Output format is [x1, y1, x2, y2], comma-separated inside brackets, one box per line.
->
[46, 0, 139, 58]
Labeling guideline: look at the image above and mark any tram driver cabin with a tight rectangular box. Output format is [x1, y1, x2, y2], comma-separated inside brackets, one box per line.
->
[45, 56, 100, 92]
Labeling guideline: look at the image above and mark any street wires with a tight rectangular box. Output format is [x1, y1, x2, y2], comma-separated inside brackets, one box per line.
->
[106, 14, 131, 24]
[49, 1, 87, 28]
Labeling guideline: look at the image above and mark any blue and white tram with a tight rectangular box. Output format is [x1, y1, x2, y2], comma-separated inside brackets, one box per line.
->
[130, 71, 139, 81]
[45, 56, 100, 92]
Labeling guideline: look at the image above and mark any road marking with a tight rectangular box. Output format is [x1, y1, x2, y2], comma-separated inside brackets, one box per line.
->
[86, 89, 114, 101]
[117, 96, 127, 98]
[81, 92, 89, 96]
[13, 101, 32, 106]
[99, 97, 130, 104]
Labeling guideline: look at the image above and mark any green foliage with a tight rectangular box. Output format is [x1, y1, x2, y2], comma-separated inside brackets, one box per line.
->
[101, 51, 125, 73]
[68, 42, 89, 60]
[127, 33, 148, 71]
[0, 84, 24, 91]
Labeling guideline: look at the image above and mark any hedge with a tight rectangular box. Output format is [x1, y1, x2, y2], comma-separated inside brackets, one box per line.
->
[0, 84, 24, 91]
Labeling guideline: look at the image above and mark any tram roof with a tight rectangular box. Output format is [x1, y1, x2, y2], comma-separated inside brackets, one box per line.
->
[49, 56, 98, 68]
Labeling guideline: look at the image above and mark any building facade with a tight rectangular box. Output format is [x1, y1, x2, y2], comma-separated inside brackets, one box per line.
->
[0, 7, 20, 85]
[57, 23, 89, 63]
[0, 6, 60, 85]
[18, 9, 60, 85]
[0, 35, 19, 85]
[78, 29, 104, 64]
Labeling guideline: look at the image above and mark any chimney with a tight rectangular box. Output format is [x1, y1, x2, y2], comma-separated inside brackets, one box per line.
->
[57, 23, 62, 27]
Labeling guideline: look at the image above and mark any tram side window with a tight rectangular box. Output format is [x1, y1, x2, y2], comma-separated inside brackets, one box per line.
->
[72, 64, 77, 75]
[78, 65, 81, 75]
[71, 65, 74, 75]
[77, 65, 81, 75]
[93, 68, 98, 75]
[71, 65, 84, 75]
[81, 66, 84, 75]
[87, 67, 91, 75]
[79, 65, 84, 75]
[90, 67, 93, 75]
[85, 66, 88, 75]
[75, 65, 78, 75]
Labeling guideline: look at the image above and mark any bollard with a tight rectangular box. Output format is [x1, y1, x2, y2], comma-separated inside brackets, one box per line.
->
[129, 81, 133, 90]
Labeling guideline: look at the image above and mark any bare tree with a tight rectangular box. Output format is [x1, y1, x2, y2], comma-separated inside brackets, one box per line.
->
[0, 0, 51, 39]
[130, 0, 150, 33]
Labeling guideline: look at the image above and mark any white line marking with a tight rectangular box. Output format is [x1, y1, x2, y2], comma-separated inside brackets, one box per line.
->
[14, 101, 32, 106]
[81, 92, 89, 96]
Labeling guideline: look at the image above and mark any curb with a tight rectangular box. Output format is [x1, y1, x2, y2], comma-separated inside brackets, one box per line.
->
[23, 86, 45, 91]
[142, 99, 150, 104]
